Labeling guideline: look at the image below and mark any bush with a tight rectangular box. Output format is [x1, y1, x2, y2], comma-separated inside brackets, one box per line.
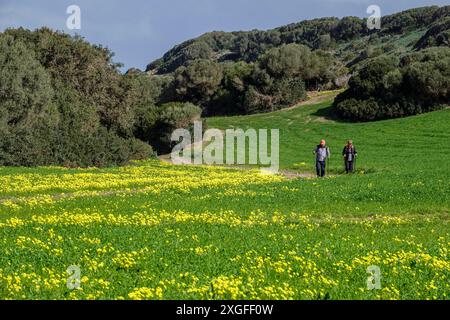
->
[0, 29, 155, 167]
[335, 48, 449, 121]
[0, 35, 58, 166]
[144, 102, 202, 154]
[174, 59, 223, 106]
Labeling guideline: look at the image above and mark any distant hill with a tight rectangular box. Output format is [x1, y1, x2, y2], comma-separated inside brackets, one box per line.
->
[142, 5, 449, 120]
[146, 6, 449, 75]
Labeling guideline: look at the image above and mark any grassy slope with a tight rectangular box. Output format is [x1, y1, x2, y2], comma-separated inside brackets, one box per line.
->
[0, 98, 449, 300]
[205, 96, 450, 216]
[208, 95, 450, 173]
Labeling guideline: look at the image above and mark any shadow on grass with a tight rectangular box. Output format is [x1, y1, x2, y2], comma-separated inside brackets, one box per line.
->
[282, 165, 379, 179]
[311, 104, 352, 123]
[327, 167, 378, 175]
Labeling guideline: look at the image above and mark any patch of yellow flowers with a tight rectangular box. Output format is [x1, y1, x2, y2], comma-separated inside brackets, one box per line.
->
[0, 161, 448, 300]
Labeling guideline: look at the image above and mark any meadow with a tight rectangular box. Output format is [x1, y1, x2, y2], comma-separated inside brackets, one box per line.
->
[0, 97, 448, 300]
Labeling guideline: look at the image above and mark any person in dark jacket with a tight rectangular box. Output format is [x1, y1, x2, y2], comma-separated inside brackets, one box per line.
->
[313, 140, 331, 177]
[342, 140, 357, 174]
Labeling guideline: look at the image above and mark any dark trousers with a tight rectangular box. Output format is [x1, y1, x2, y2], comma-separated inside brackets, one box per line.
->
[316, 161, 326, 177]
[345, 160, 354, 173]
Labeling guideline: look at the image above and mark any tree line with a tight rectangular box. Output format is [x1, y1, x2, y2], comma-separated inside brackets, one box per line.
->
[0, 28, 201, 166]
[166, 44, 347, 116]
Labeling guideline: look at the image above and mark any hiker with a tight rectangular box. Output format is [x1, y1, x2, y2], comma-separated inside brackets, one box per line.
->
[342, 140, 357, 174]
[313, 139, 331, 177]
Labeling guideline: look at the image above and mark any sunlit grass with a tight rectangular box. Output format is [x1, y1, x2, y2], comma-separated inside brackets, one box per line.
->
[0, 99, 449, 300]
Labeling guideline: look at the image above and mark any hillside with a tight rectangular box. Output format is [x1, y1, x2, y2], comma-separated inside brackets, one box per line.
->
[142, 5, 449, 119]
[1, 97, 448, 299]
[0, 28, 204, 165]
[207, 93, 450, 172]
[146, 6, 449, 74]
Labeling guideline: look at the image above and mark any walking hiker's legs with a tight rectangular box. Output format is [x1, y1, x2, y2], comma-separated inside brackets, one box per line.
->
[349, 161, 354, 173]
[345, 160, 350, 173]
[320, 161, 326, 177]
[316, 161, 321, 177]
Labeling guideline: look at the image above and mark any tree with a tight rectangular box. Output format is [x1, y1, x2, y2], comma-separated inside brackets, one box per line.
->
[0, 29, 154, 166]
[0, 35, 58, 166]
[147, 102, 202, 154]
[174, 59, 223, 105]
[332, 17, 365, 40]
[335, 48, 449, 121]
[415, 17, 450, 49]
[258, 44, 316, 79]
[347, 55, 399, 97]
[206, 61, 254, 116]
[403, 47, 450, 100]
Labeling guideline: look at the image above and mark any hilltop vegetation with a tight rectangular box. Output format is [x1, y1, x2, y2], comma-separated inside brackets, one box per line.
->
[170, 44, 345, 116]
[207, 94, 450, 173]
[147, 6, 449, 74]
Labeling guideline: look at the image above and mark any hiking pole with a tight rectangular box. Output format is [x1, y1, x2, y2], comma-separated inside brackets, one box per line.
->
[313, 153, 317, 177]
[327, 146, 331, 177]
[327, 156, 330, 177]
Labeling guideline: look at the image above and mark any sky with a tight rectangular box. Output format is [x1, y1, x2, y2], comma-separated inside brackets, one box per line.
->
[1, 0, 448, 71]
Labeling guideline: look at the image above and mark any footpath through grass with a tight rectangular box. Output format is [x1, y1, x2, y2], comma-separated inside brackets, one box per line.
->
[208, 96, 450, 175]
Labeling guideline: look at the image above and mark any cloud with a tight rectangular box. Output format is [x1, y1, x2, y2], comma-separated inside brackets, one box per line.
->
[0, 1, 65, 31]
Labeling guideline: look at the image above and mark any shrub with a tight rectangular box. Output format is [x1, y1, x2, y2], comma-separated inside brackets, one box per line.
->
[0, 29, 155, 167]
[144, 102, 202, 154]
[335, 48, 449, 121]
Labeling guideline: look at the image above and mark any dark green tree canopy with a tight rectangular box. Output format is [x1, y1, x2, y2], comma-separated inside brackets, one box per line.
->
[0, 28, 202, 166]
[335, 47, 450, 121]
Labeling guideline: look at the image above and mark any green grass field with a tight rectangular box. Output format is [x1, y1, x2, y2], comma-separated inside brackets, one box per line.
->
[0, 97, 449, 300]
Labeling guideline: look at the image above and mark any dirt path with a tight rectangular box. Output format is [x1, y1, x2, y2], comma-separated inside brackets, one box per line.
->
[159, 91, 342, 179]
[282, 90, 341, 111]
[280, 170, 317, 179]
[158, 156, 319, 180]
